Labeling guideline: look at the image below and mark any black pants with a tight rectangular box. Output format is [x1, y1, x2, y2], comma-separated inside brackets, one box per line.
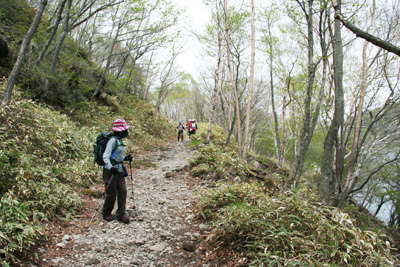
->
[102, 168, 127, 218]
[178, 130, 184, 141]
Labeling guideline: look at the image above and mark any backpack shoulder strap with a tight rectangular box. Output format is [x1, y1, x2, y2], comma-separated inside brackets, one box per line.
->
[110, 137, 120, 159]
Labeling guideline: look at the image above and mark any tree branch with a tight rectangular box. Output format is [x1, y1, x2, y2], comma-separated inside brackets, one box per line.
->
[334, 10, 400, 57]
[350, 151, 400, 194]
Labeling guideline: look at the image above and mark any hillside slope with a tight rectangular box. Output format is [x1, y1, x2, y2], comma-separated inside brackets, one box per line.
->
[0, 85, 175, 265]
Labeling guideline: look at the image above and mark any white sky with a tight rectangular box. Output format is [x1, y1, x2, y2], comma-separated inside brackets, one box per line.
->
[172, 0, 211, 78]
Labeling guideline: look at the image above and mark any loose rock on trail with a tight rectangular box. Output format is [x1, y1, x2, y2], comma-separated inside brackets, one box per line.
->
[35, 141, 225, 267]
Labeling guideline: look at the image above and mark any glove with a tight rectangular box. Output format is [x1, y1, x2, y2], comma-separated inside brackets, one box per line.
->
[124, 154, 133, 162]
[110, 166, 119, 175]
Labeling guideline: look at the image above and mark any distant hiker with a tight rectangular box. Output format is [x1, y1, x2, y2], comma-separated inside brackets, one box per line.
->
[186, 119, 192, 137]
[177, 121, 185, 141]
[102, 119, 133, 224]
[187, 119, 192, 138]
[189, 119, 197, 138]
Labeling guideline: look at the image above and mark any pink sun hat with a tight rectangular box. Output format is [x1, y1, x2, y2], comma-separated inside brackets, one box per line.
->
[112, 119, 130, 132]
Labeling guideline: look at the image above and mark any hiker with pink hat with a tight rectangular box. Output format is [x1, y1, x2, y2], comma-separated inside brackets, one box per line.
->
[102, 119, 132, 224]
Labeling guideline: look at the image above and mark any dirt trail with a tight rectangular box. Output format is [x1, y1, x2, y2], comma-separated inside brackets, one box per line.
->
[37, 141, 219, 267]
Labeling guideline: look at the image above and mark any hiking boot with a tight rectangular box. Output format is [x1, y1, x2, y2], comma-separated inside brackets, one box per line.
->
[103, 214, 115, 221]
[116, 214, 130, 224]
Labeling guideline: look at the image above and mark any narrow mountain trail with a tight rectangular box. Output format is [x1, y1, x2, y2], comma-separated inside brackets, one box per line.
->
[34, 141, 238, 267]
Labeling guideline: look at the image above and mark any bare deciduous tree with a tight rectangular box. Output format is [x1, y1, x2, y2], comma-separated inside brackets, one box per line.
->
[243, 0, 256, 159]
[206, 0, 223, 145]
[223, 0, 242, 157]
[1, 0, 48, 108]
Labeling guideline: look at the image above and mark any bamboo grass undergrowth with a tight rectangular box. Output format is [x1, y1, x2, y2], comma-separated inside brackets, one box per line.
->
[198, 182, 396, 266]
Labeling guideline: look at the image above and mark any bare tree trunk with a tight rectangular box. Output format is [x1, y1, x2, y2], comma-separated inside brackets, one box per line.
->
[243, 0, 256, 159]
[219, 85, 231, 132]
[217, 91, 226, 128]
[34, 0, 67, 65]
[206, 13, 222, 145]
[290, 0, 317, 187]
[320, 10, 337, 204]
[270, 57, 281, 162]
[1, 0, 48, 108]
[115, 52, 131, 80]
[224, 0, 242, 157]
[321, 111, 337, 203]
[338, 0, 376, 207]
[87, 14, 98, 54]
[42, 0, 72, 99]
[280, 96, 288, 166]
[332, 0, 345, 207]
[91, 11, 122, 99]
[119, 61, 136, 104]
[374, 195, 388, 218]
[280, 61, 295, 166]
[155, 43, 182, 114]
[142, 51, 155, 101]
[225, 107, 236, 145]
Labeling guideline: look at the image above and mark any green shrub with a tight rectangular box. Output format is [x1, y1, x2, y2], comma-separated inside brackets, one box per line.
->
[0, 194, 44, 265]
[189, 122, 229, 147]
[188, 123, 246, 179]
[10, 178, 82, 219]
[190, 143, 246, 178]
[199, 182, 396, 266]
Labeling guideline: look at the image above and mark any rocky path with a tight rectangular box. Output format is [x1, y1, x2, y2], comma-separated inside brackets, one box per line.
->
[38, 141, 219, 267]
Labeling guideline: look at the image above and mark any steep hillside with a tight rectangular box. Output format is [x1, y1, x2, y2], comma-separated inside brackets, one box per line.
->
[0, 85, 175, 265]
[0, 0, 121, 108]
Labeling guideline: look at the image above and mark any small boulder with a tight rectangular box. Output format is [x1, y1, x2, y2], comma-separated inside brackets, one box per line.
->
[165, 172, 175, 178]
[148, 242, 169, 252]
[85, 258, 101, 265]
[182, 241, 196, 252]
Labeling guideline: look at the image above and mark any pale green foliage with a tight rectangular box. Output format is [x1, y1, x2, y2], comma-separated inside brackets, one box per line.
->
[0, 194, 43, 264]
[189, 122, 227, 146]
[9, 179, 81, 218]
[188, 123, 246, 178]
[199, 182, 395, 266]
[190, 143, 245, 178]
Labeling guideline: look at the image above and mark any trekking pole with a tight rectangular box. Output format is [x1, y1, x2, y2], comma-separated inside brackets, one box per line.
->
[86, 173, 115, 229]
[129, 160, 135, 208]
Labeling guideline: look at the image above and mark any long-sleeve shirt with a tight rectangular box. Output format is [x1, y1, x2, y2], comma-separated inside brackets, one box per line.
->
[177, 124, 185, 131]
[103, 137, 124, 172]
